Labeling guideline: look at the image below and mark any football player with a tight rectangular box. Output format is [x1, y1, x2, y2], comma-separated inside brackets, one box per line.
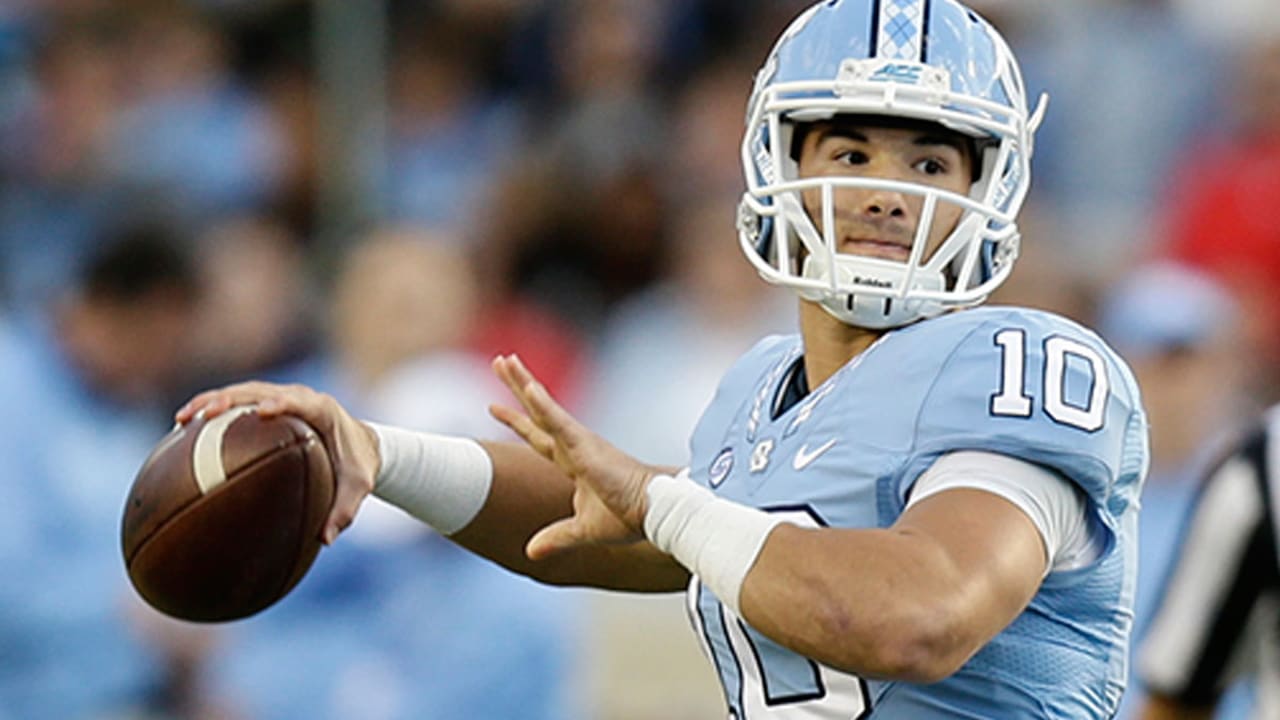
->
[178, 1, 1150, 716]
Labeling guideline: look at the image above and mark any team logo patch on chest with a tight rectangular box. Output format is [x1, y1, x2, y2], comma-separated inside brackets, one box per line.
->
[708, 448, 734, 488]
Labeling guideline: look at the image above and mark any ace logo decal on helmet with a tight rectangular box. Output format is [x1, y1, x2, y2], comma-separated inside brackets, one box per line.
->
[737, 0, 1049, 329]
[868, 63, 925, 83]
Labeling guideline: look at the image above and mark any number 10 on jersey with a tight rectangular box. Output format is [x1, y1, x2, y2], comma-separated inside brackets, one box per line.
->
[991, 329, 1109, 433]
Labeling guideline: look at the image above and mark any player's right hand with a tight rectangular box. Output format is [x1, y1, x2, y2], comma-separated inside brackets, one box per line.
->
[491, 354, 660, 560]
[175, 381, 380, 545]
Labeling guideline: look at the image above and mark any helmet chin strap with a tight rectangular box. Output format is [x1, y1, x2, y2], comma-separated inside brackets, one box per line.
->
[801, 253, 946, 329]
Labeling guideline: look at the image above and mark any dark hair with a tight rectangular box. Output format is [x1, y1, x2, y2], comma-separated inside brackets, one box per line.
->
[79, 226, 199, 305]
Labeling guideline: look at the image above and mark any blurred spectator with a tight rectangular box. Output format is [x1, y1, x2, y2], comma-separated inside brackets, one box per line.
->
[1094, 262, 1251, 719]
[1016, 0, 1223, 270]
[381, 7, 524, 233]
[1172, 0, 1280, 48]
[665, 54, 756, 199]
[527, 34, 782, 720]
[1097, 264, 1247, 477]
[1158, 37, 1280, 399]
[583, 191, 793, 462]
[215, 1, 319, 236]
[466, 293, 592, 410]
[0, 227, 223, 719]
[483, 0, 672, 332]
[331, 228, 505, 437]
[0, 3, 285, 313]
[0, 13, 128, 311]
[187, 214, 322, 390]
[204, 228, 582, 720]
[577, 35, 791, 462]
[104, 3, 286, 220]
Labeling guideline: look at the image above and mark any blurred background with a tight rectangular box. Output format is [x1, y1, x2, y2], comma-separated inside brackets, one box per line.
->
[1, 0, 1279, 718]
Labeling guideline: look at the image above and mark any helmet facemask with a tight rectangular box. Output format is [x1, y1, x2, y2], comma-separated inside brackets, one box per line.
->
[738, 3, 1047, 329]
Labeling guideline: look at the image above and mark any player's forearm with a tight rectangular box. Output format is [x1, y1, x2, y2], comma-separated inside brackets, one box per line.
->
[452, 441, 689, 591]
[369, 425, 687, 590]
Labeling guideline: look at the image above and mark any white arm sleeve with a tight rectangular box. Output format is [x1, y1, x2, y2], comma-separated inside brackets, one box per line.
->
[368, 422, 494, 536]
[905, 450, 1102, 575]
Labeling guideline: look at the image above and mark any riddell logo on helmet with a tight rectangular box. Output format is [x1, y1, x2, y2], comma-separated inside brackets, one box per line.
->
[853, 276, 893, 289]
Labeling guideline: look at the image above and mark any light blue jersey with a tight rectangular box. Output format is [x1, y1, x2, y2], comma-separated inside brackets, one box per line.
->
[685, 306, 1149, 719]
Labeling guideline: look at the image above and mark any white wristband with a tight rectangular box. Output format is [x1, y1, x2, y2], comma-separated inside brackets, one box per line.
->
[367, 422, 494, 535]
[643, 470, 784, 617]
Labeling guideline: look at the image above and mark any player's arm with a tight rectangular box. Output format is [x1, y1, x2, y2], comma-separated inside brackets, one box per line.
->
[739, 448, 1085, 681]
[174, 380, 690, 593]
[739, 481, 1047, 681]
[494, 354, 1064, 682]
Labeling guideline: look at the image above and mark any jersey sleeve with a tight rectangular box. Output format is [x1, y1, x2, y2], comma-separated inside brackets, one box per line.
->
[898, 309, 1149, 534]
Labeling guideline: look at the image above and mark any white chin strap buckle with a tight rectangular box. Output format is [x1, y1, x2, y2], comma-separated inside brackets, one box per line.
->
[801, 255, 945, 328]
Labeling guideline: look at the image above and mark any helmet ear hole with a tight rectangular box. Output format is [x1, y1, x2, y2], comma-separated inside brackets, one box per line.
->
[968, 138, 990, 183]
[789, 122, 815, 162]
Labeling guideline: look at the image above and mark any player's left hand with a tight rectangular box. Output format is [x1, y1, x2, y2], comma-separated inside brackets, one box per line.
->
[491, 353, 659, 560]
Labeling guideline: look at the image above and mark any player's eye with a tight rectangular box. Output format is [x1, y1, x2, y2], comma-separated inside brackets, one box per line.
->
[914, 157, 950, 175]
[834, 150, 869, 166]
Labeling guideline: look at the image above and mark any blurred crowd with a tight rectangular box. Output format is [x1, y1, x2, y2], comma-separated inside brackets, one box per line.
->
[1, 0, 1280, 718]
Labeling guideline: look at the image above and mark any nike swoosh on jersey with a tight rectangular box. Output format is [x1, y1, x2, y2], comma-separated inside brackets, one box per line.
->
[793, 438, 837, 470]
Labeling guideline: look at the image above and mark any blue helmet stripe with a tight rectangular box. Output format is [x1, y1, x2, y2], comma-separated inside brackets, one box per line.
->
[869, 0, 882, 56]
[921, 0, 933, 62]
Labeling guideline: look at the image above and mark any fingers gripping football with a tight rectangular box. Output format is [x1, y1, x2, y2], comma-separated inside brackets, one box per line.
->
[176, 382, 380, 545]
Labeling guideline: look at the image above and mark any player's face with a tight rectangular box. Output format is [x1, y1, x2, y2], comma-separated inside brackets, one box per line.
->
[796, 120, 974, 263]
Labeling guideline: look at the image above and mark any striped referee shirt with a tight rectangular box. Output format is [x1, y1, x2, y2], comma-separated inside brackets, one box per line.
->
[1139, 408, 1280, 714]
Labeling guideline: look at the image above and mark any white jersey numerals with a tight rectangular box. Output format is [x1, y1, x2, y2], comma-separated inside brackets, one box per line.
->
[990, 329, 1109, 432]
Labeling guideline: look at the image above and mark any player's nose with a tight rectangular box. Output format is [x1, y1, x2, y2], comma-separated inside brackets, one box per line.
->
[858, 188, 909, 219]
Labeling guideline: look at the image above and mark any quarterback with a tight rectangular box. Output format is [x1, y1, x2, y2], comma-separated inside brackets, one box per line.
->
[179, 1, 1150, 717]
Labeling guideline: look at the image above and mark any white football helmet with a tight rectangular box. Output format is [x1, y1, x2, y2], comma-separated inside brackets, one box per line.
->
[738, 0, 1047, 329]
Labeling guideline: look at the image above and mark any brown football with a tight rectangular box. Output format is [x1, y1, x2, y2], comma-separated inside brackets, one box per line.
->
[121, 407, 335, 622]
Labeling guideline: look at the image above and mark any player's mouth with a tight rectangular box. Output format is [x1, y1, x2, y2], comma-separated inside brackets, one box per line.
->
[839, 236, 912, 261]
